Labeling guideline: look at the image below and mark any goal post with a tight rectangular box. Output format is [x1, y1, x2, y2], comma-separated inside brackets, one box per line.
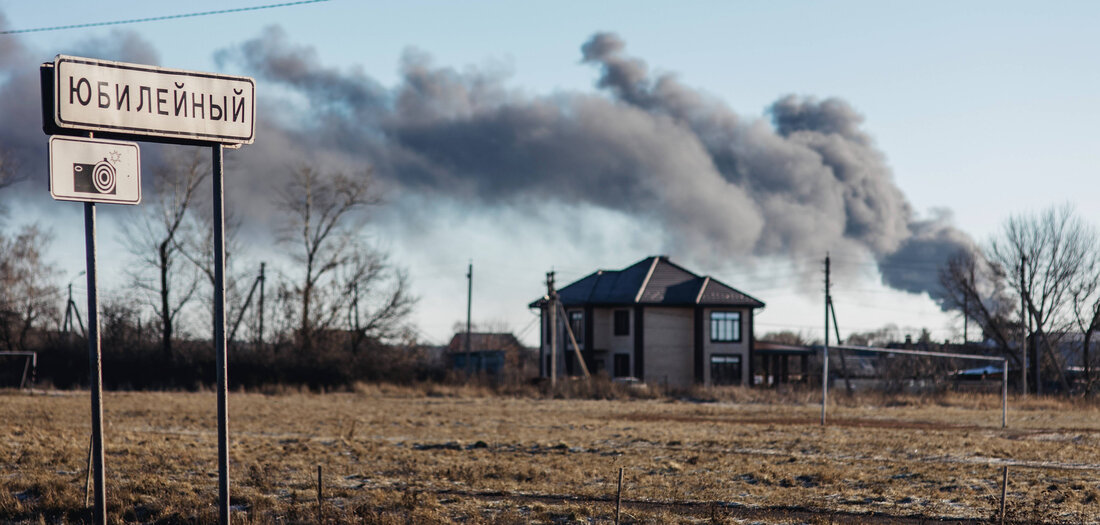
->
[0, 351, 37, 390]
[821, 344, 1008, 429]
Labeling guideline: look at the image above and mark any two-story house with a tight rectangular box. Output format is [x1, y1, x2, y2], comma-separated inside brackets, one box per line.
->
[529, 255, 765, 388]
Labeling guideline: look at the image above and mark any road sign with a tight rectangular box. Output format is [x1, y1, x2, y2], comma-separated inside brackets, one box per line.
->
[42, 54, 251, 525]
[49, 136, 141, 205]
[48, 55, 255, 145]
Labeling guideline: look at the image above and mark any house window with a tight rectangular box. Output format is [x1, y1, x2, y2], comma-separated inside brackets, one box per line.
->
[710, 354, 742, 385]
[568, 311, 584, 342]
[613, 354, 630, 377]
[710, 311, 741, 342]
[613, 310, 630, 336]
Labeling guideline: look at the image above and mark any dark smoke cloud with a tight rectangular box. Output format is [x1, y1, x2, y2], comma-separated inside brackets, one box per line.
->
[0, 16, 973, 304]
[72, 30, 162, 67]
[575, 33, 975, 301]
[0, 12, 27, 70]
[0, 21, 170, 210]
[219, 27, 971, 302]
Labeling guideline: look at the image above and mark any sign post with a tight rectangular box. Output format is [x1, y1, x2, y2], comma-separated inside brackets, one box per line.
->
[43, 54, 254, 525]
[212, 144, 230, 524]
[85, 197, 105, 525]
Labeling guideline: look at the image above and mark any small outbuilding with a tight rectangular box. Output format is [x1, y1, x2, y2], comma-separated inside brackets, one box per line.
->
[446, 332, 532, 378]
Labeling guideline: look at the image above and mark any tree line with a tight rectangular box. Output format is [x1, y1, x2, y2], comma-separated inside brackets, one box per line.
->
[940, 204, 1100, 395]
[757, 205, 1100, 397]
[0, 149, 420, 389]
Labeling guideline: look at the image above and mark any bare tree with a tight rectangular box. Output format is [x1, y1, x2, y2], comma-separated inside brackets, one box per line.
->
[844, 324, 907, 348]
[1070, 271, 1100, 393]
[343, 249, 414, 352]
[1068, 226, 1100, 393]
[0, 224, 61, 352]
[275, 165, 413, 351]
[942, 204, 1094, 392]
[174, 197, 247, 338]
[123, 150, 209, 359]
[939, 250, 1020, 361]
[990, 205, 1090, 392]
[759, 330, 813, 346]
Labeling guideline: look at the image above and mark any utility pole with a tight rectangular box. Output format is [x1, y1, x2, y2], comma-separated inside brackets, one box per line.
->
[465, 261, 473, 375]
[1020, 255, 1027, 396]
[64, 283, 86, 339]
[64, 283, 72, 335]
[964, 264, 972, 345]
[229, 263, 268, 344]
[821, 254, 830, 426]
[257, 262, 265, 348]
[63, 271, 87, 340]
[547, 271, 557, 388]
[829, 295, 852, 394]
[351, 282, 361, 332]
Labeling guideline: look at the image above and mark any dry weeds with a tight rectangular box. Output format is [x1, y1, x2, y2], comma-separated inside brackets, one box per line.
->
[3, 385, 1100, 523]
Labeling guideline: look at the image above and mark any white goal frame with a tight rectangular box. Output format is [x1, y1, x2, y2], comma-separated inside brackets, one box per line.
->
[0, 351, 37, 390]
[821, 344, 1008, 429]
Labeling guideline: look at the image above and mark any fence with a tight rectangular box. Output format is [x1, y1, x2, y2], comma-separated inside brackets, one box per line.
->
[823, 344, 1008, 428]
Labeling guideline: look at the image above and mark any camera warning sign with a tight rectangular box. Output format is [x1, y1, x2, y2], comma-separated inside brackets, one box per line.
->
[49, 136, 140, 205]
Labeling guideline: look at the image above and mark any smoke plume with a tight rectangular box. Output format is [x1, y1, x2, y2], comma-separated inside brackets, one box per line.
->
[219, 28, 971, 302]
[0, 16, 973, 304]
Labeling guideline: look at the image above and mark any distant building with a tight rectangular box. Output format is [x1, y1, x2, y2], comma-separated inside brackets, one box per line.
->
[529, 255, 765, 388]
[446, 332, 534, 379]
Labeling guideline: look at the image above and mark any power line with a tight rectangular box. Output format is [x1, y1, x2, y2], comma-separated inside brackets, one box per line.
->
[0, 0, 330, 35]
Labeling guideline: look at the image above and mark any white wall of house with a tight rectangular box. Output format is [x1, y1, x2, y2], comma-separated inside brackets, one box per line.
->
[593, 308, 611, 350]
[703, 306, 751, 386]
[540, 305, 753, 387]
[595, 307, 635, 377]
[643, 307, 694, 388]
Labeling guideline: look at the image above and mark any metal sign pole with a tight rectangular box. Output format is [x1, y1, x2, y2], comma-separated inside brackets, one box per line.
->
[84, 200, 106, 525]
[1002, 360, 1008, 429]
[212, 144, 230, 524]
[821, 255, 830, 427]
[821, 345, 829, 426]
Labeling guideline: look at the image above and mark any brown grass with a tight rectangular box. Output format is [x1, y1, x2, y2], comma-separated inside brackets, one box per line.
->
[3, 386, 1100, 524]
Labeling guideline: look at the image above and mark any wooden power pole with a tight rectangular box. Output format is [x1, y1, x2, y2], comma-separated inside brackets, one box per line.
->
[547, 271, 557, 388]
[466, 261, 473, 375]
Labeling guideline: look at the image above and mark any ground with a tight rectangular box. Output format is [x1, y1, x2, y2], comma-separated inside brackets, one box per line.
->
[3, 384, 1100, 524]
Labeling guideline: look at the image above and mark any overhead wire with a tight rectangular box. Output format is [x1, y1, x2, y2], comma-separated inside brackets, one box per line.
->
[0, 0, 331, 35]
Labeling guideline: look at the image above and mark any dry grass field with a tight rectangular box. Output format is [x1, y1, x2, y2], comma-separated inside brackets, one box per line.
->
[3, 384, 1100, 524]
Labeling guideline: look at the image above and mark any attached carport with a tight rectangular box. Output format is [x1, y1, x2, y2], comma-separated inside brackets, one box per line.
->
[754, 342, 814, 387]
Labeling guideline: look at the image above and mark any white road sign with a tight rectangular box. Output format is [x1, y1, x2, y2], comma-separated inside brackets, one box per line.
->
[52, 55, 255, 144]
[49, 136, 141, 205]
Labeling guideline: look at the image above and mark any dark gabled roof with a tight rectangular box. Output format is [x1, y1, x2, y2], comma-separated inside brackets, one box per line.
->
[529, 256, 765, 309]
[446, 332, 524, 353]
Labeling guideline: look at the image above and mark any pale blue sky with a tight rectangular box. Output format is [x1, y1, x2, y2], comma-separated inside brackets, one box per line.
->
[3, 1, 1099, 345]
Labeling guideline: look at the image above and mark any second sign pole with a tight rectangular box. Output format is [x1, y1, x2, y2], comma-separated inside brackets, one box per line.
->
[212, 144, 230, 525]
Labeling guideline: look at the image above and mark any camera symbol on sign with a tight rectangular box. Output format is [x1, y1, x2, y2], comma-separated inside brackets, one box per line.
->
[73, 158, 117, 195]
